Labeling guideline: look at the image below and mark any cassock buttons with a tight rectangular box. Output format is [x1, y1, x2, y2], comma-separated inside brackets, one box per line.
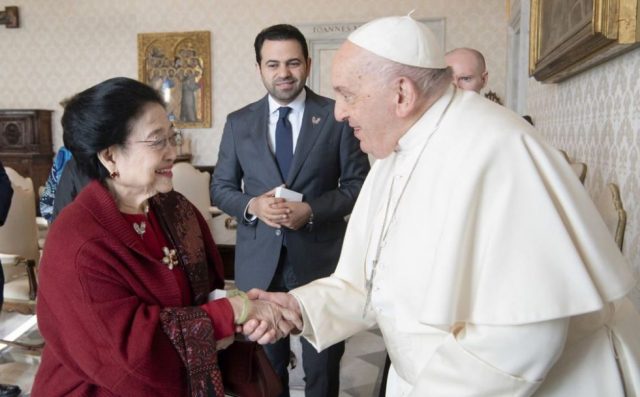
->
[275, 229, 282, 236]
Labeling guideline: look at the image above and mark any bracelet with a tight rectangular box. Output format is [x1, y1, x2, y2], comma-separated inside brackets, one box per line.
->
[228, 289, 250, 325]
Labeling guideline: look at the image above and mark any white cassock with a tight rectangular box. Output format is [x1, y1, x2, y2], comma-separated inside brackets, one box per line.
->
[290, 86, 640, 396]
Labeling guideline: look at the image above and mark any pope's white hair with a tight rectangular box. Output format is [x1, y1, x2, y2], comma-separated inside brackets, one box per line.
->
[358, 48, 452, 99]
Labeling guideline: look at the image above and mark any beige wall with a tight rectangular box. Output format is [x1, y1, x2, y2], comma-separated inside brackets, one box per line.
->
[527, 47, 640, 305]
[0, 0, 506, 165]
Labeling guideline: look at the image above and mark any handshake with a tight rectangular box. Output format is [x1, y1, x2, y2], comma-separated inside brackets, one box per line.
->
[230, 289, 303, 345]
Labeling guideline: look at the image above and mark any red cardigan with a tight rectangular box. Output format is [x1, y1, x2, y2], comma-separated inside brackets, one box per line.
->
[33, 181, 230, 396]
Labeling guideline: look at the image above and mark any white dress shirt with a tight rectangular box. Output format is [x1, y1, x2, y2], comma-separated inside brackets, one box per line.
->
[267, 89, 306, 154]
[243, 89, 307, 222]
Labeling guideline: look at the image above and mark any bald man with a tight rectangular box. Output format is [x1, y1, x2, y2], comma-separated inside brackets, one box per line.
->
[445, 47, 488, 93]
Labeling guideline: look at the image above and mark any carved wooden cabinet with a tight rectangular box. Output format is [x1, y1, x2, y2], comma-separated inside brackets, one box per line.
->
[0, 109, 53, 208]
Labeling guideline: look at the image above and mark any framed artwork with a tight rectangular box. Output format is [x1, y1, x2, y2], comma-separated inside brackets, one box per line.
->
[529, 0, 639, 83]
[138, 31, 211, 128]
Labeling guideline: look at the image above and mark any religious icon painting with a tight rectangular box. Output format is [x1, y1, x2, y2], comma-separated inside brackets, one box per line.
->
[138, 31, 212, 128]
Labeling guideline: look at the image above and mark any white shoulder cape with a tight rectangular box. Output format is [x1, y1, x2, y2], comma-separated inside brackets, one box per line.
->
[320, 88, 635, 327]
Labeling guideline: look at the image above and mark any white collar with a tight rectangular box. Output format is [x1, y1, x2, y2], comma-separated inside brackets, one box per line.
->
[268, 88, 307, 115]
[396, 85, 456, 153]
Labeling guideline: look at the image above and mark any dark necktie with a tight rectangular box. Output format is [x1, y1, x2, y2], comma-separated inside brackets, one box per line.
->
[275, 106, 293, 180]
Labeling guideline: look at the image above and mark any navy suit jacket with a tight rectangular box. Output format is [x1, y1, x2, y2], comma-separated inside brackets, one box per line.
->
[212, 88, 370, 290]
[0, 161, 14, 304]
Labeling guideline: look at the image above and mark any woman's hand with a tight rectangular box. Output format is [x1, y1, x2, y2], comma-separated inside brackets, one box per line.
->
[238, 289, 303, 344]
[247, 299, 301, 344]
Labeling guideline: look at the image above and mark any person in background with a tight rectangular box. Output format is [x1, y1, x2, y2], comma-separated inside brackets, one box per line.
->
[32, 77, 299, 396]
[39, 146, 72, 223]
[0, 162, 19, 397]
[212, 24, 369, 397]
[445, 47, 488, 93]
[246, 15, 640, 396]
[50, 157, 91, 223]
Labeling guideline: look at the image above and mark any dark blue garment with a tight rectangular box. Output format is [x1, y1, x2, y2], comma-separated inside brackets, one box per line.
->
[39, 147, 72, 223]
[0, 161, 14, 310]
[275, 106, 293, 180]
[51, 158, 91, 223]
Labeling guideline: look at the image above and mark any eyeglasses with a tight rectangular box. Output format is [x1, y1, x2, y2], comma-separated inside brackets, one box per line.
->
[134, 126, 183, 151]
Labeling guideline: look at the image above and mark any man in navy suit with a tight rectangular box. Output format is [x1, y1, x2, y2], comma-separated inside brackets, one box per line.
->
[0, 162, 21, 397]
[212, 24, 369, 397]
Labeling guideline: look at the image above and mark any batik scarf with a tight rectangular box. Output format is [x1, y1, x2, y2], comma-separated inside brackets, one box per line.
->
[153, 192, 225, 397]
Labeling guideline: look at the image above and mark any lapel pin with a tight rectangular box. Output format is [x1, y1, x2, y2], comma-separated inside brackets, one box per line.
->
[312, 116, 321, 125]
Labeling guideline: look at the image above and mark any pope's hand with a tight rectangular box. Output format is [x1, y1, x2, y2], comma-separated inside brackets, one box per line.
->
[241, 289, 303, 343]
[236, 295, 302, 344]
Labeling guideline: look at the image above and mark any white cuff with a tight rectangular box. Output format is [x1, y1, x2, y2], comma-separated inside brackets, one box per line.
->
[243, 198, 258, 223]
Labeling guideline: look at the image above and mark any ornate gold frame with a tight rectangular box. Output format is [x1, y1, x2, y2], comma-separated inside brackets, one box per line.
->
[607, 183, 627, 250]
[529, 0, 640, 83]
[137, 31, 211, 128]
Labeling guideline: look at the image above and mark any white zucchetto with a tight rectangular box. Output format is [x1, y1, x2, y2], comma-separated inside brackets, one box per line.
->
[348, 15, 446, 69]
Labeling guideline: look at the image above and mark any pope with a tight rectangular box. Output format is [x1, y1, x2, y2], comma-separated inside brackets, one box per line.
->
[244, 15, 640, 396]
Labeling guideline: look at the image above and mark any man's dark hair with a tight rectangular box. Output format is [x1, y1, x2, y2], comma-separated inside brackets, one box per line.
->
[254, 24, 309, 64]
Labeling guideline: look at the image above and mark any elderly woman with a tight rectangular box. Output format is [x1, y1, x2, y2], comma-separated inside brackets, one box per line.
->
[32, 77, 295, 396]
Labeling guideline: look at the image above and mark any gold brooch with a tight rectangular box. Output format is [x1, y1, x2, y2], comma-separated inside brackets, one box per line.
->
[162, 247, 179, 270]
